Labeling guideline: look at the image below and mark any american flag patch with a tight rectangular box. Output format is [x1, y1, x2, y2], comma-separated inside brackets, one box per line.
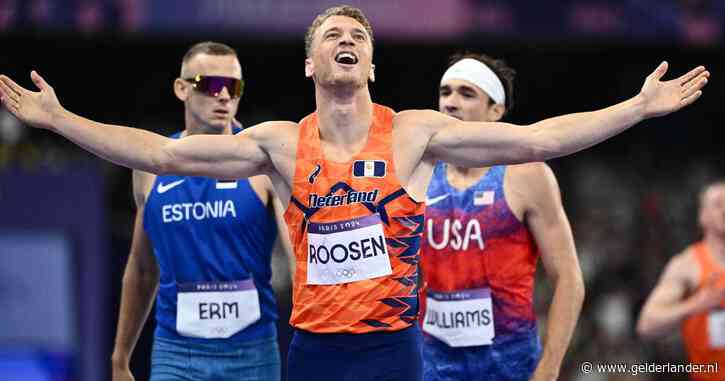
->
[353, 160, 386, 178]
[473, 190, 495, 206]
[216, 180, 238, 189]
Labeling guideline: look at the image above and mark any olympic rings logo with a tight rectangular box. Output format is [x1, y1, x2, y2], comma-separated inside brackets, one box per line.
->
[336, 268, 356, 278]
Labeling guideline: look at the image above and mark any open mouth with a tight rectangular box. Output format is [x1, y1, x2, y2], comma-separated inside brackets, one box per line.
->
[335, 52, 358, 65]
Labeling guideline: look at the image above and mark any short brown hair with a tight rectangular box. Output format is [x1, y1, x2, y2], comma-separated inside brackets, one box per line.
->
[183, 41, 237, 63]
[447, 52, 516, 116]
[180, 41, 240, 78]
[305, 5, 374, 57]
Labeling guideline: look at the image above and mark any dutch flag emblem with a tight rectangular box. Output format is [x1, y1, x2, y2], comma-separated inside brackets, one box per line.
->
[353, 160, 386, 178]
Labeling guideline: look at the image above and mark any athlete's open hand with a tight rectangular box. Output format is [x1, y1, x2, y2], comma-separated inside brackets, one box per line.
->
[0, 71, 63, 130]
[639, 61, 709, 118]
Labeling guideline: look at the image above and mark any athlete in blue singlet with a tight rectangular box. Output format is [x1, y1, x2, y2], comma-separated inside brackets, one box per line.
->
[420, 53, 584, 381]
[110, 42, 292, 381]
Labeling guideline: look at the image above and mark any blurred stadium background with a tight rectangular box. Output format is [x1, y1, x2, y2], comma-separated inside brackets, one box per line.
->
[1, 0, 724, 380]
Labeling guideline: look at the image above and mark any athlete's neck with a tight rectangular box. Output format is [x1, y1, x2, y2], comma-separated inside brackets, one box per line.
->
[704, 234, 725, 264]
[447, 165, 491, 190]
[449, 165, 491, 178]
[315, 83, 373, 147]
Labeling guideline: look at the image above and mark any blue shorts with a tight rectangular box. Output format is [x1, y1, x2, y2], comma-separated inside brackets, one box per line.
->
[422, 332, 541, 381]
[287, 325, 423, 381]
[150, 335, 281, 381]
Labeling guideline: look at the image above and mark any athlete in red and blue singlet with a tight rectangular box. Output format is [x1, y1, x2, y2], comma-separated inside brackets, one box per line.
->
[419, 53, 583, 381]
[421, 163, 540, 379]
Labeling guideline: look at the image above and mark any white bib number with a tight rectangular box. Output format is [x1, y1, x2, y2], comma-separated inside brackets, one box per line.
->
[307, 214, 392, 285]
[176, 280, 260, 339]
[423, 288, 495, 347]
[707, 309, 725, 348]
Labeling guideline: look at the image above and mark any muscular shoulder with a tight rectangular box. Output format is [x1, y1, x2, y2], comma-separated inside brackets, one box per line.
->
[508, 162, 554, 181]
[242, 121, 299, 169]
[242, 121, 298, 145]
[505, 162, 560, 210]
[663, 248, 701, 289]
[393, 109, 450, 133]
[393, 109, 456, 161]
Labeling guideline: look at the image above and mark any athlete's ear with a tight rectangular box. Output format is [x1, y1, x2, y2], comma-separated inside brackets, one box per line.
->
[699, 204, 709, 231]
[369, 64, 376, 83]
[488, 103, 505, 122]
[305, 58, 314, 78]
[174, 78, 189, 102]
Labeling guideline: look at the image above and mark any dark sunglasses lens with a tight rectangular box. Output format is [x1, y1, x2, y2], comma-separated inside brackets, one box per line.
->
[198, 77, 243, 98]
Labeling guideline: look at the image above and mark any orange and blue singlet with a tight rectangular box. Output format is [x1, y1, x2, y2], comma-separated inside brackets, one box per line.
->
[283, 104, 425, 381]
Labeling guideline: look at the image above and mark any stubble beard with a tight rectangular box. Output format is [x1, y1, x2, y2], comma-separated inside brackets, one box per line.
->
[191, 110, 229, 135]
[317, 68, 366, 94]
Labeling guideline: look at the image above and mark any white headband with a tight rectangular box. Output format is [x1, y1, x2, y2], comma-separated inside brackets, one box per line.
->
[440, 58, 506, 105]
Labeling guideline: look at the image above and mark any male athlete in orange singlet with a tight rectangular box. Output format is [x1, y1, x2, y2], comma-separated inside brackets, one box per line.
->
[638, 182, 725, 380]
[0, 5, 709, 381]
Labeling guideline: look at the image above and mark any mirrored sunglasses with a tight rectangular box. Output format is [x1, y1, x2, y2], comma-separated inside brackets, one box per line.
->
[183, 75, 244, 99]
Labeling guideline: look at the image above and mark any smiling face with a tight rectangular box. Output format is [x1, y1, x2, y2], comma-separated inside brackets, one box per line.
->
[174, 53, 242, 133]
[305, 15, 375, 90]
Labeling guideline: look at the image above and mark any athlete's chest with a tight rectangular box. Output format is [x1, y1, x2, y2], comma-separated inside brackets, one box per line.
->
[302, 157, 394, 202]
[147, 176, 251, 226]
[424, 193, 498, 253]
[424, 167, 522, 253]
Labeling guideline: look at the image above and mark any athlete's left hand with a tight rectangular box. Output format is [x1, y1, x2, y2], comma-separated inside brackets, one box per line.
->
[638, 62, 709, 118]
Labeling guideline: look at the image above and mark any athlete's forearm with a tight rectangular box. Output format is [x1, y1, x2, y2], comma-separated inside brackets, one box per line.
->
[50, 107, 173, 174]
[525, 95, 646, 162]
[112, 259, 159, 367]
[636, 298, 699, 339]
[533, 271, 585, 381]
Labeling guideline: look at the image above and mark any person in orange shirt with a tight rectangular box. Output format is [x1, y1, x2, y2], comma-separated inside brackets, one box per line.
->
[638, 181, 725, 380]
[0, 5, 709, 381]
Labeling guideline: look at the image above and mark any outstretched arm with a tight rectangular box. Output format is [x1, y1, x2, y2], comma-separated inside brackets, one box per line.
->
[0, 71, 275, 179]
[421, 62, 708, 167]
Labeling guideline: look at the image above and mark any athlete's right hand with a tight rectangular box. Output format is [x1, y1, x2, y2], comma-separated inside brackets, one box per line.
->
[688, 272, 725, 315]
[0, 71, 63, 130]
